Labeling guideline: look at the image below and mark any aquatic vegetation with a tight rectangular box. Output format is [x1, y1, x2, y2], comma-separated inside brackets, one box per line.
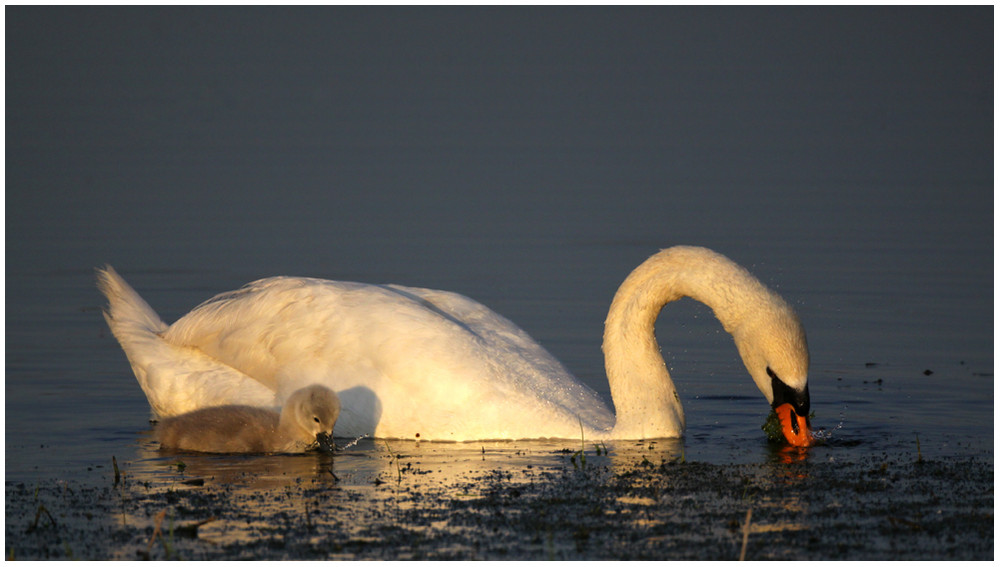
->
[761, 410, 817, 444]
[761, 410, 784, 443]
[738, 507, 753, 561]
[384, 441, 402, 484]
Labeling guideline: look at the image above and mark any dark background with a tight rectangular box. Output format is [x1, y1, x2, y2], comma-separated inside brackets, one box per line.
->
[8, 7, 990, 275]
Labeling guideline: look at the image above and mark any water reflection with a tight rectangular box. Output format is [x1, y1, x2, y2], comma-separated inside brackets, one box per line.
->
[113, 429, 834, 556]
[125, 434, 692, 496]
[115, 435, 687, 553]
[770, 445, 811, 466]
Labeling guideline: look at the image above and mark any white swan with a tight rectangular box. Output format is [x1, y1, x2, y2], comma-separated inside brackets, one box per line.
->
[97, 246, 812, 445]
[155, 384, 341, 454]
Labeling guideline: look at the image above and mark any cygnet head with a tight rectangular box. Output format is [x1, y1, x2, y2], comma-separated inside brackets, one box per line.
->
[279, 385, 341, 451]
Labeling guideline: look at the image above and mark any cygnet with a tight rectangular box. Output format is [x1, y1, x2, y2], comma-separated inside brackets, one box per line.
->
[155, 385, 340, 453]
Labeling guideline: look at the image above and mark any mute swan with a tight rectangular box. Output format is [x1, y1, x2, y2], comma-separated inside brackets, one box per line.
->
[155, 384, 340, 454]
[97, 246, 812, 445]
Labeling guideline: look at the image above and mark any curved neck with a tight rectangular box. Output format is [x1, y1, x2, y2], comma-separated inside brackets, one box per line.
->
[602, 246, 777, 439]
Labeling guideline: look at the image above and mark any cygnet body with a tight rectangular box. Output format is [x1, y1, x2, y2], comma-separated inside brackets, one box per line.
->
[155, 385, 340, 453]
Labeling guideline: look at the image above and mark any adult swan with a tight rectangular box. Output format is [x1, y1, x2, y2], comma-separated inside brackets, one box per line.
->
[97, 246, 813, 446]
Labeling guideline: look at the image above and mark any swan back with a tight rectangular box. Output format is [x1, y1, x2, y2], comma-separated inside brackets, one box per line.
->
[163, 278, 614, 440]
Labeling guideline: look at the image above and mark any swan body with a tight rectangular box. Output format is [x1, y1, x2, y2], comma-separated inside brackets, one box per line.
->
[155, 384, 341, 454]
[98, 246, 811, 443]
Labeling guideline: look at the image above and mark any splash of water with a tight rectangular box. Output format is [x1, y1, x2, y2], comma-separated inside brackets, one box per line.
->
[810, 406, 847, 442]
[336, 434, 369, 451]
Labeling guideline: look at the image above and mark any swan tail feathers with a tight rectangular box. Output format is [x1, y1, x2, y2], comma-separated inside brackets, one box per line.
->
[96, 265, 168, 338]
[96, 265, 175, 414]
[96, 266, 278, 417]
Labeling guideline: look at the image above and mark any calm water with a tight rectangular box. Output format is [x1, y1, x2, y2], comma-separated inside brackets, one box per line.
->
[6, 8, 993, 484]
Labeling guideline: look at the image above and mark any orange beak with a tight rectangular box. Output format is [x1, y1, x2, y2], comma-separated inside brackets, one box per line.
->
[775, 403, 814, 447]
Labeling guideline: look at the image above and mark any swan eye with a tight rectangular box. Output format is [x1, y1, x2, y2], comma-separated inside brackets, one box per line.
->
[313, 417, 320, 423]
[766, 366, 779, 381]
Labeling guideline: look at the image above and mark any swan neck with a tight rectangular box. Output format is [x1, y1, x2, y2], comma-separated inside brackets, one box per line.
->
[603, 247, 771, 438]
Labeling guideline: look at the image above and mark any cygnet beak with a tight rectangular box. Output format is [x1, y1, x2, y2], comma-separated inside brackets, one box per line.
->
[316, 431, 336, 452]
[775, 403, 814, 447]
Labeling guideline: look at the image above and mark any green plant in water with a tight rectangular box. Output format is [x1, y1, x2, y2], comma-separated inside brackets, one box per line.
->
[761, 410, 784, 443]
[570, 418, 586, 469]
[740, 475, 755, 502]
[384, 441, 402, 483]
[761, 409, 817, 443]
[163, 515, 176, 560]
[145, 510, 177, 560]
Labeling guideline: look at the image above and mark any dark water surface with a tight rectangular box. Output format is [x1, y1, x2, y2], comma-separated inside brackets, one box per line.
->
[6, 7, 993, 559]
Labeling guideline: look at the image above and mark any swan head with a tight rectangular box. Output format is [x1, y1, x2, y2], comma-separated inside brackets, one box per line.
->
[280, 385, 342, 451]
[733, 301, 813, 446]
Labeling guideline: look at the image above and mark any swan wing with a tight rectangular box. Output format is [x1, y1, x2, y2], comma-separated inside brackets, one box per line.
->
[123, 324, 277, 418]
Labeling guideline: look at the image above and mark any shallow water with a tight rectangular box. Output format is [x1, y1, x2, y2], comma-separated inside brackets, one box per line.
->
[7, 436, 992, 560]
[5, 7, 993, 560]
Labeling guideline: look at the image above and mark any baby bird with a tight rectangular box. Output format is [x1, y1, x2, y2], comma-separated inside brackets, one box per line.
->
[155, 385, 341, 453]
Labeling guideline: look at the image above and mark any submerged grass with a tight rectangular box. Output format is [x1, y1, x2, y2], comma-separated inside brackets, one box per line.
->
[570, 419, 587, 469]
[738, 507, 752, 561]
[383, 441, 403, 484]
